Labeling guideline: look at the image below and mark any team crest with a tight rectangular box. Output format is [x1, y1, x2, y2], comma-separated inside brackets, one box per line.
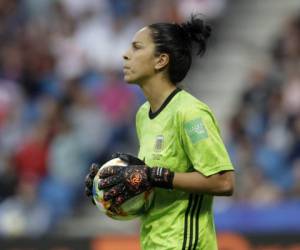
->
[154, 135, 164, 152]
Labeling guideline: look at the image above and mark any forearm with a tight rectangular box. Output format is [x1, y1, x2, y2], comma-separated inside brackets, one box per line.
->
[172, 170, 234, 196]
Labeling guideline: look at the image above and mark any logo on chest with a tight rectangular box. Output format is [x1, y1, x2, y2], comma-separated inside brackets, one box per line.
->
[154, 135, 164, 152]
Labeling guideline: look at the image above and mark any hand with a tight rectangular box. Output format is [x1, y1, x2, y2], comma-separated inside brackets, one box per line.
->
[99, 165, 151, 206]
[99, 153, 174, 206]
[84, 163, 100, 205]
[84, 153, 143, 206]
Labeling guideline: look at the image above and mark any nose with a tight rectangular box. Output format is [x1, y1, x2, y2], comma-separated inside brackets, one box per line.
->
[122, 48, 130, 60]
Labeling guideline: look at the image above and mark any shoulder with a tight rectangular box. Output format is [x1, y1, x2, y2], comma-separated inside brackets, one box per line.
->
[176, 90, 215, 122]
[136, 101, 149, 122]
[176, 90, 222, 138]
[137, 101, 149, 115]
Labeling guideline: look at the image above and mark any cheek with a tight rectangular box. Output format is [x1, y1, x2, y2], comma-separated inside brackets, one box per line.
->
[134, 55, 155, 74]
[138, 63, 153, 75]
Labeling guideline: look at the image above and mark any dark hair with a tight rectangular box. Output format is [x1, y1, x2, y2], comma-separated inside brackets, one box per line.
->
[148, 14, 211, 84]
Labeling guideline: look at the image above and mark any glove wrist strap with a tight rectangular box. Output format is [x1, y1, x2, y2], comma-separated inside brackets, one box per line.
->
[149, 167, 174, 189]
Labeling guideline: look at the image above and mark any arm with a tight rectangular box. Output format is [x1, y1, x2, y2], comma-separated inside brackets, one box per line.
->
[173, 170, 234, 196]
[175, 108, 235, 196]
[96, 153, 234, 206]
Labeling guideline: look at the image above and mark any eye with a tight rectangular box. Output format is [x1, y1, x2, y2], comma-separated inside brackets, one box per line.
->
[133, 44, 139, 50]
[132, 43, 141, 50]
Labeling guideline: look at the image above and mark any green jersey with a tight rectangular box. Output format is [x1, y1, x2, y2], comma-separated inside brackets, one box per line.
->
[136, 88, 234, 250]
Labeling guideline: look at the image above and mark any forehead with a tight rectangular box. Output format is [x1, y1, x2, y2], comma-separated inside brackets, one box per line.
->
[132, 27, 153, 44]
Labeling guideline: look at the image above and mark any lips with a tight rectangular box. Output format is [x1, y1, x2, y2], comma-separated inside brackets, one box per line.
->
[123, 66, 130, 74]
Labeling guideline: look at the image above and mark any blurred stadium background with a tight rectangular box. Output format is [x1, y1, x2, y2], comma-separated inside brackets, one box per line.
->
[0, 0, 300, 249]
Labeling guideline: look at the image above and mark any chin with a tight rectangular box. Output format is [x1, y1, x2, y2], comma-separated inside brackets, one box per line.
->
[124, 76, 137, 84]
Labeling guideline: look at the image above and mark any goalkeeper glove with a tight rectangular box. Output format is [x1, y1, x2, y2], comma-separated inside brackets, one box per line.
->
[84, 153, 142, 205]
[99, 153, 174, 205]
[84, 163, 100, 205]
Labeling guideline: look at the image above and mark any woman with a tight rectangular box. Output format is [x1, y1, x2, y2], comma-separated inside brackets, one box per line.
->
[85, 15, 235, 250]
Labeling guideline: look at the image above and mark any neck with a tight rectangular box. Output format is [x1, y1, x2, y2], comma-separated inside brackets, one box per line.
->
[139, 75, 177, 113]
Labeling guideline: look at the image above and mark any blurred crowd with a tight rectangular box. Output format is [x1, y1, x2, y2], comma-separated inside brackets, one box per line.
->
[228, 13, 300, 203]
[0, 0, 227, 237]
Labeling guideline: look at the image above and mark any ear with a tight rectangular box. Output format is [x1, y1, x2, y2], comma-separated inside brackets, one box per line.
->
[154, 53, 169, 71]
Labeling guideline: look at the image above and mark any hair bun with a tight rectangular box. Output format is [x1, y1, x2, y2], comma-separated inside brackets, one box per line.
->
[180, 14, 212, 55]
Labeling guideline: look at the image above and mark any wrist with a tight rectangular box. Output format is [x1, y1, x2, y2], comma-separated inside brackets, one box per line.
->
[148, 167, 174, 189]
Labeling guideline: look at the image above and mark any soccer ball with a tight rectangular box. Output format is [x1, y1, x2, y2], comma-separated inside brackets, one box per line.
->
[92, 158, 154, 220]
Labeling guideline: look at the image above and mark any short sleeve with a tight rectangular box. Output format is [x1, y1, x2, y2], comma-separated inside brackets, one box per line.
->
[178, 107, 234, 176]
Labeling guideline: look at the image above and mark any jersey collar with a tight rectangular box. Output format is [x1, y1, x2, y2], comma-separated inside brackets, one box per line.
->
[148, 87, 182, 119]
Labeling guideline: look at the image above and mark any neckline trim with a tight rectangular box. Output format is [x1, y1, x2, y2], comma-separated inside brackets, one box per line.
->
[148, 88, 182, 119]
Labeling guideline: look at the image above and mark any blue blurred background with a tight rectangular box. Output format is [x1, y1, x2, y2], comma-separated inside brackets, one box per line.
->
[0, 0, 300, 249]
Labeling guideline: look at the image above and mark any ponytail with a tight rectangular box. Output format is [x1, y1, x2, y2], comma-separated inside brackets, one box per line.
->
[148, 14, 212, 84]
[180, 14, 212, 56]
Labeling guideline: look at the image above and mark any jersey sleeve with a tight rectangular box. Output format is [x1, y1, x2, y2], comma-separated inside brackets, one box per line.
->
[178, 106, 234, 176]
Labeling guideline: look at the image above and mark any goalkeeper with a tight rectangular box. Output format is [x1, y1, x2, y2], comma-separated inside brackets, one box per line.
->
[85, 14, 235, 250]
